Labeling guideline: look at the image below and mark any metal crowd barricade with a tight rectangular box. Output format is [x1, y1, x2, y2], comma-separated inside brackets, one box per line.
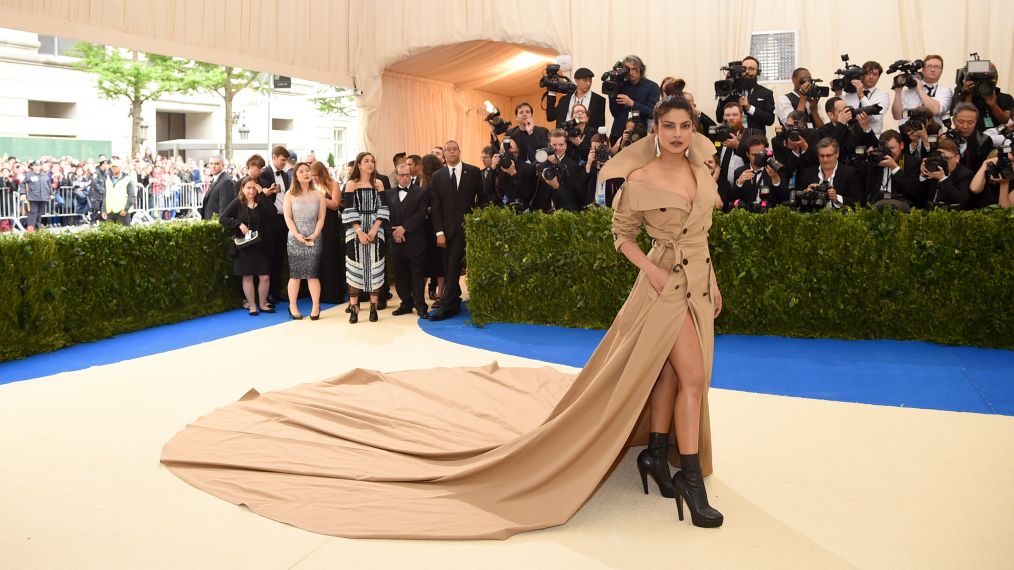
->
[0, 188, 26, 232]
[146, 181, 205, 220]
[39, 185, 88, 226]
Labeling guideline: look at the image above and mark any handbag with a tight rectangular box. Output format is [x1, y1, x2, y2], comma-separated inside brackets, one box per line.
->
[234, 230, 261, 249]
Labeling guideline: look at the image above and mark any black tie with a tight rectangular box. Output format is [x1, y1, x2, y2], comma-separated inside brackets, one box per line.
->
[926, 85, 936, 97]
[450, 168, 457, 190]
[863, 89, 871, 98]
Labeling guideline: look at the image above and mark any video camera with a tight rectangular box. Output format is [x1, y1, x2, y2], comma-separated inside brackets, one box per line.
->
[714, 61, 748, 99]
[539, 64, 577, 95]
[483, 101, 512, 136]
[832, 54, 864, 93]
[601, 61, 630, 97]
[887, 59, 925, 89]
[987, 137, 1014, 181]
[801, 77, 830, 99]
[955, 53, 997, 99]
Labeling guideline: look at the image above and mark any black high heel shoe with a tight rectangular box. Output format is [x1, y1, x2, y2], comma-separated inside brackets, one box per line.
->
[309, 306, 320, 320]
[672, 453, 723, 528]
[349, 304, 359, 324]
[369, 303, 379, 322]
[288, 308, 302, 320]
[636, 432, 675, 498]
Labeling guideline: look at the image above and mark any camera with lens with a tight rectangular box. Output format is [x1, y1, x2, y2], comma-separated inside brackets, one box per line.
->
[955, 53, 997, 99]
[787, 180, 829, 210]
[483, 101, 512, 136]
[707, 124, 733, 144]
[534, 147, 566, 183]
[866, 145, 891, 165]
[801, 77, 830, 99]
[923, 150, 950, 175]
[833, 54, 864, 93]
[601, 61, 630, 97]
[751, 149, 784, 172]
[561, 118, 584, 139]
[887, 59, 925, 89]
[714, 60, 748, 99]
[592, 127, 611, 163]
[986, 139, 1014, 181]
[844, 103, 884, 121]
[627, 110, 648, 143]
[783, 124, 804, 142]
[497, 136, 515, 170]
[539, 64, 577, 95]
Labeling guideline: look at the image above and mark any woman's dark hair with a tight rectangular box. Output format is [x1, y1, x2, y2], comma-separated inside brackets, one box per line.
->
[652, 95, 696, 125]
[349, 151, 377, 187]
[419, 154, 442, 188]
[660, 77, 686, 98]
[235, 175, 259, 205]
[245, 154, 266, 168]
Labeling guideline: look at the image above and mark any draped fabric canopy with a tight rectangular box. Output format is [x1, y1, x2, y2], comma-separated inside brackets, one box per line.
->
[1, 0, 1011, 164]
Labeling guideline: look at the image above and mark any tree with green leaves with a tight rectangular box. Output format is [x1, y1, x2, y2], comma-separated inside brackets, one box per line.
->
[188, 64, 266, 161]
[312, 87, 358, 117]
[71, 44, 198, 157]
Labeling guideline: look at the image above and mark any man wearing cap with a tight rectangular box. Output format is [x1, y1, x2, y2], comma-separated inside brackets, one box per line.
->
[18, 161, 52, 233]
[102, 159, 137, 226]
[546, 67, 606, 131]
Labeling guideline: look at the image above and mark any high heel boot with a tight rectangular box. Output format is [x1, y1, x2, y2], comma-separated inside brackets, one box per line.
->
[636, 432, 674, 498]
[672, 453, 723, 528]
[369, 303, 379, 322]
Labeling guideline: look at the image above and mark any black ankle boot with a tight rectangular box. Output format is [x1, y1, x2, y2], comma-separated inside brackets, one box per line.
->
[636, 432, 674, 498]
[369, 303, 379, 322]
[349, 305, 359, 324]
[672, 453, 723, 528]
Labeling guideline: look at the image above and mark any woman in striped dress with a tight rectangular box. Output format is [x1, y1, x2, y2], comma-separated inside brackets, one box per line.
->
[342, 152, 388, 323]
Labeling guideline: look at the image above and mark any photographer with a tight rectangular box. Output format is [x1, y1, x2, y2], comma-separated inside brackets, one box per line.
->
[546, 67, 606, 131]
[866, 130, 921, 207]
[584, 132, 621, 207]
[891, 55, 953, 126]
[679, 89, 717, 134]
[492, 136, 537, 211]
[818, 97, 879, 164]
[956, 61, 1014, 133]
[705, 154, 733, 210]
[563, 104, 595, 163]
[535, 129, 586, 212]
[797, 138, 864, 209]
[950, 102, 995, 177]
[772, 111, 820, 193]
[898, 110, 934, 161]
[840, 61, 890, 136]
[776, 68, 825, 128]
[970, 142, 1014, 209]
[504, 102, 550, 164]
[713, 56, 776, 129]
[918, 139, 971, 210]
[713, 102, 763, 185]
[607, 55, 660, 145]
[730, 135, 785, 210]
[479, 146, 500, 206]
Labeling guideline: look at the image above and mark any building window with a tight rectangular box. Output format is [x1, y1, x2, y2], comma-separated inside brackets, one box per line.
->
[333, 128, 346, 165]
[28, 100, 76, 119]
[749, 30, 798, 83]
[37, 35, 80, 56]
[272, 118, 294, 131]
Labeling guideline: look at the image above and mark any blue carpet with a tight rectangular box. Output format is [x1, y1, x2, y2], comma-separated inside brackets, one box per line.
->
[419, 304, 1014, 416]
[0, 299, 333, 386]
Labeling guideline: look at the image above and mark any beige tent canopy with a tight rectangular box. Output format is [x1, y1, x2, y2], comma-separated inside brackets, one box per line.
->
[2, 0, 1011, 165]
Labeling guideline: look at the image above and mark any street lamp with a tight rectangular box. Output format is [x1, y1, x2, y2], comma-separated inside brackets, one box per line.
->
[139, 118, 149, 140]
[239, 122, 250, 140]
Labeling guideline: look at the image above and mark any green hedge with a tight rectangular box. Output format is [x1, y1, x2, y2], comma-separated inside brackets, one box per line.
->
[465, 206, 1014, 350]
[1, 222, 236, 362]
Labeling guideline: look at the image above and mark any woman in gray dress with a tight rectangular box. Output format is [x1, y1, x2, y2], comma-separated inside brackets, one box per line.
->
[283, 162, 326, 320]
[342, 152, 388, 324]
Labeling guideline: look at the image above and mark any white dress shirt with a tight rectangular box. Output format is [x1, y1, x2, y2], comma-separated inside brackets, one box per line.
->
[898, 82, 953, 126]
[566, 90, 591, 122]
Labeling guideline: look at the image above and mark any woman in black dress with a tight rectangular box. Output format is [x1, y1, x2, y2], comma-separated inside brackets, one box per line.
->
[219, 176, 277, 315]
[311, 161, 344, 304]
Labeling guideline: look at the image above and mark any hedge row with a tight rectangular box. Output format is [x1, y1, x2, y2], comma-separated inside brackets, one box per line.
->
[464, 206, 1014, 350]
[1, 222, 236, 362]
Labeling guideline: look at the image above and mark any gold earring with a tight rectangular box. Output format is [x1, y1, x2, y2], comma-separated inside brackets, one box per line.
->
[654, 136, 662, 157]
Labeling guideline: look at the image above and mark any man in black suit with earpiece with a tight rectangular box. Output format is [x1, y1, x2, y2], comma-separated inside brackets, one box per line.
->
[429, 140, 481, 321]
[714, 56, 776, 131]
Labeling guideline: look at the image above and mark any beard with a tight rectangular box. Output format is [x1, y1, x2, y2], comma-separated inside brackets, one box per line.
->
[740, 76, 758, 90]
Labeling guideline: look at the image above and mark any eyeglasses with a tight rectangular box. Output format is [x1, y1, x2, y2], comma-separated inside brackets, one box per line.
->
[924, 64, 942, 70]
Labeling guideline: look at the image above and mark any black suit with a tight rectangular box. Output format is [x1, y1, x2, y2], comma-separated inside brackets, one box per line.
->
[506, 125, 550, 164]
[388, 182, 431, 312]
[376, 173, 392, 191]
[730, 165, 786, 208]
[546, 91, 607, 131]
[798, 163, 864, 208]
[258, 168, 291, 300]
[430, 163, 482, 315]
[479, 167, 499, 206]
[865, 159, 921, 206]
[202, 173, 235, 219]
[715, 85, 776, 129]
[921, 164, 973, 210]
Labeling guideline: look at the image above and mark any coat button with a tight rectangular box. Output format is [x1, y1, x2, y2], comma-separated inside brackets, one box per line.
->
[682, 259, 689, 265]
[682, 228, 688, 234]
[706, 258, 711, 263]
[660, 208, 667, 212]
[686, 293, 692, 299]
